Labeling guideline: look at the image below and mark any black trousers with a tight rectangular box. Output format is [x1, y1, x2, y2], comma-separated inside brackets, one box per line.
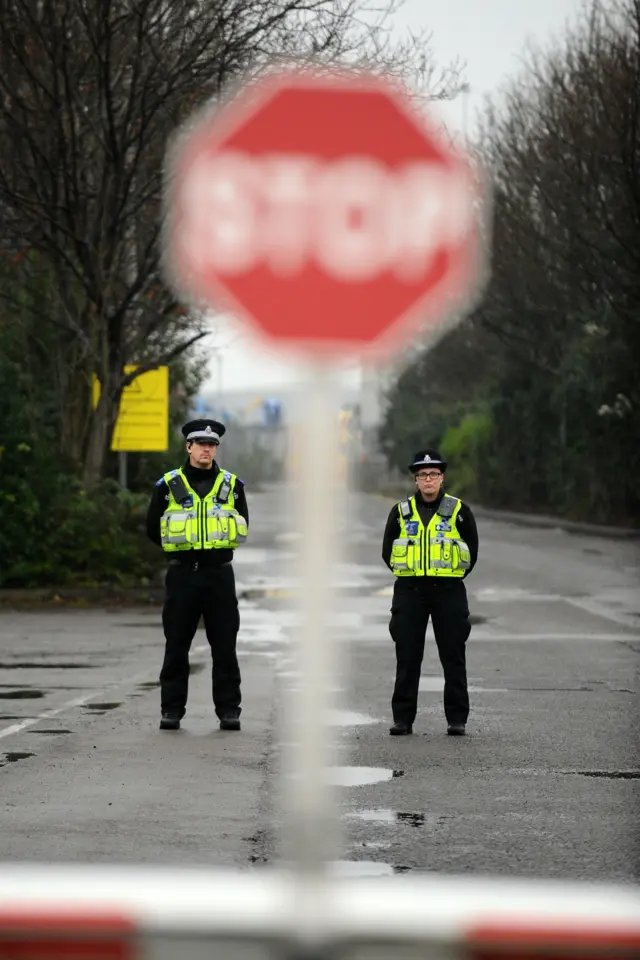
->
[160, 560, 241, 719]
[390, 579, 471, 726]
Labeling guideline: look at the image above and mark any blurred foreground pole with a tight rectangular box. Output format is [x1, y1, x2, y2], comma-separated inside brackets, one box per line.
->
[283, 361, 343, 951]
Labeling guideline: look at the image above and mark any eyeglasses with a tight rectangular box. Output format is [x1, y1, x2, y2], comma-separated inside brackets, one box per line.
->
[414, 471, 442, 481]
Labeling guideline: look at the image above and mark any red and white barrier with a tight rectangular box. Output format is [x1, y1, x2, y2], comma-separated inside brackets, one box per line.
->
[0, 867, 638, 958]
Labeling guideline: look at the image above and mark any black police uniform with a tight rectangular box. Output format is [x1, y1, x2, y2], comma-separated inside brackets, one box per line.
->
[382, 450, 479, 735]
[146, 419, 249, 728]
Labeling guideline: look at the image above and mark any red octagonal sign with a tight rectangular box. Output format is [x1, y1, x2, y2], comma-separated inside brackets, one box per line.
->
[165, 69, 484, 355]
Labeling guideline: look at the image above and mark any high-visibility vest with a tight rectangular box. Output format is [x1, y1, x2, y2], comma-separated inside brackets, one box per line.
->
[390, 493, 470, 577]
[159, 467, 248, 553]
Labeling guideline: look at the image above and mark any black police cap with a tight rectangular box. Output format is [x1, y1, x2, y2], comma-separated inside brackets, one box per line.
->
[182, 419, 226, 444]
[408, 449, 447, 473]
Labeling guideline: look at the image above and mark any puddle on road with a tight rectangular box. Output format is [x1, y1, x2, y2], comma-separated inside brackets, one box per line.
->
[30, 729, 72, 735]
[0, 662, 95, 670]
[475, 587, 557, 602]
[329, 767, 404, 786]
[83, 702, 122, 711]
[331, 861, 412, 877]
[331, 861, 394, 877]
[240, 581, 389, 602]
[347, 810, 435, 828]
[568, 771, 640, 780]
[239, 587, 294, 601]
[233, 548, 286, 565]
[329, 710, 379, 727]
[397, 812, 428, 827]
[418, 676, 591, 694]
[1, 752, 35, 764]
[0, 690, 45, 699]
[138, 681, 160, 690]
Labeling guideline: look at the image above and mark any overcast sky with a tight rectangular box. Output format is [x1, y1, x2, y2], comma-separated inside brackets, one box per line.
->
[201, 0, 586, 399]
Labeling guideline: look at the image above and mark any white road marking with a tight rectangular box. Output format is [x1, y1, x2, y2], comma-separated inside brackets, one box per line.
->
[474, 586, 639, 628]
[566, 596, 640, 628]
[0, 666, 174, 742]
[470, 633, 640, 642]
[0, 637, 286, 741]
[0, 694, 95, 741]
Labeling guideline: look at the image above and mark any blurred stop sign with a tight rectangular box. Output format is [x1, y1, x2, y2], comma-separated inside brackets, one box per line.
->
[165, 70, 484, 354]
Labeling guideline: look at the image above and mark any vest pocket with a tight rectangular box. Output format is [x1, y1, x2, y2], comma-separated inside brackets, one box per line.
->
[429, 536, 470, 572]
[429, 536, 448, 569]
[161, 510, 198, 545]
[205, 504, 229, 542]
[205, 506, 248, 545]
[232, 513, 248, 544]
[223, 510, 248, 544]
[453, 539, 471, 570]
[391, 537, 421, 572]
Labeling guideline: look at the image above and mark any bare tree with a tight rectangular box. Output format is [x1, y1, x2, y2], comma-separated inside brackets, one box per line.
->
[383, 0, 640, 522]
[0, 0, 462, 483]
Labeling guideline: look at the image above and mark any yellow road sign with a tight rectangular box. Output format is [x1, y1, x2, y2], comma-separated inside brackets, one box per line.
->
[92, 366, 169, 452]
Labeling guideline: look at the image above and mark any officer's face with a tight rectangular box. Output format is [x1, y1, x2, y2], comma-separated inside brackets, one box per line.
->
[187, 440, 218, 468]
[414, 469, 443, 500]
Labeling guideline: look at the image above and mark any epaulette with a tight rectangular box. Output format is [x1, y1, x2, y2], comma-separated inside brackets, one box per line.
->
[155, 469, 178, 487]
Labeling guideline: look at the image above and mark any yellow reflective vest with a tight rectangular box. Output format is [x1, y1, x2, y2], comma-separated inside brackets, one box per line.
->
[390, 493, 470, 577]
[160, 467, 248, 553]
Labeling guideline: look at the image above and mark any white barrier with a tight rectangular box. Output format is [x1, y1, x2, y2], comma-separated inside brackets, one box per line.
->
[0, 866, 639, 958]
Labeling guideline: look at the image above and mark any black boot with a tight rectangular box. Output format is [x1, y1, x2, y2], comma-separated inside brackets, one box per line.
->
[389, 721, 413, 736]
[219, 715, 241, 731]
[447, 722, 466, 736]
[160, 713, 181, 731]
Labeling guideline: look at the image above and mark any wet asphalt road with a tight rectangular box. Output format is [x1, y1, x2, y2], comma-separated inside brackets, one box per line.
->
[0, 488, 638, 881]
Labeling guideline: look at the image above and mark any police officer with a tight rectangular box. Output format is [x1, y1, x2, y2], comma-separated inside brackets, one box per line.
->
[146, 419, 249, 732]
[382, 449, 479, 736]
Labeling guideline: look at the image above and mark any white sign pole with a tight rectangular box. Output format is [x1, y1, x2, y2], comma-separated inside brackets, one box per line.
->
[283, 358, 345, 949]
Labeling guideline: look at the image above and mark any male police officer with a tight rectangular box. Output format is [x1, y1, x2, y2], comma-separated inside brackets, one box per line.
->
[146, 419, 249, 732]
[382, 449, 479, 736]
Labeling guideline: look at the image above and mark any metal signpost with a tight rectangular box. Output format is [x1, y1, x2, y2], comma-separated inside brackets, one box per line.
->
[164, 66, 484, 954]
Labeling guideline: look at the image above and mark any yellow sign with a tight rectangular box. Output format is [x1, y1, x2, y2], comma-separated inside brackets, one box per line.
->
[92, 365, 169, 452]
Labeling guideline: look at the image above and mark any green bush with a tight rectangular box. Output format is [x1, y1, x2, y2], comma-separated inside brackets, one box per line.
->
[440, 412, 493, 501]
[0, 451, 162, 587]
[0, 309, 202, 587]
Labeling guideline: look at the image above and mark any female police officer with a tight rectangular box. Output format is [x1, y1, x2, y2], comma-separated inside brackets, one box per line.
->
[146, 419, 249, 732]
[382, 449, 478, 736]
